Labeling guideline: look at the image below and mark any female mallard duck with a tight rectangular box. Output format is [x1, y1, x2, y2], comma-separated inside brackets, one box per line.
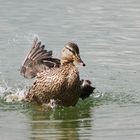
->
[20, 37, 95, 107]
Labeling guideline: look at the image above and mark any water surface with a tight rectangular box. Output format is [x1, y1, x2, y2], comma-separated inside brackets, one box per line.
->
[0, 0, 140, 140]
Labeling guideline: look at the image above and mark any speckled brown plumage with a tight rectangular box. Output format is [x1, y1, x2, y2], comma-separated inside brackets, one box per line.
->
[21, 37, 95, 107]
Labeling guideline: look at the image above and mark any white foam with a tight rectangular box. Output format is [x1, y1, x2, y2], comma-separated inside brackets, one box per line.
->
[0, 86, 6, 95]
[4, 88, 27, 103]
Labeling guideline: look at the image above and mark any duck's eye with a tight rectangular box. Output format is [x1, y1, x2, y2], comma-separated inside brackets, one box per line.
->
[66, 47, 75, 55]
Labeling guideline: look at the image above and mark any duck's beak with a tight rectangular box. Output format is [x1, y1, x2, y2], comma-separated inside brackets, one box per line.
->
[80, 60, 86, 66]
[75, 54, 86, 66]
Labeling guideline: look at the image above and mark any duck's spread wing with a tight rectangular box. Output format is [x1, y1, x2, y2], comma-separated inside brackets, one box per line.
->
[20, 37, 60, 79]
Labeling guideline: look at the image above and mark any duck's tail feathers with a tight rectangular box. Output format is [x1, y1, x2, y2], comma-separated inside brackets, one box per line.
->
[20, 37, 60, 79]
[80, 80, 95, 100]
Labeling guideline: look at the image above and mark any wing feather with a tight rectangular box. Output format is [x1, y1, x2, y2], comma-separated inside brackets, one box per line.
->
[20, 37, 60, 79]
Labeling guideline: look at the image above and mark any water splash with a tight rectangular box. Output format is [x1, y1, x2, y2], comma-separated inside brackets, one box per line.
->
[8, 30, 39, 47]
[4, 88, 27, 103]
[0, 78, 27, 104]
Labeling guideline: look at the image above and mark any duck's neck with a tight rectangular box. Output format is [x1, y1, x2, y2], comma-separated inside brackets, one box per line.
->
[61, 59, 74, 66]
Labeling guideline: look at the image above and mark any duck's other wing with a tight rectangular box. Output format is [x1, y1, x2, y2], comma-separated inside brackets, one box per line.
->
[80, 80, 95, 100]
[20, 37, 60, 79]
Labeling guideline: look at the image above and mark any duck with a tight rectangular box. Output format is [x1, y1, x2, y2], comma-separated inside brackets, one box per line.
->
[20, 37, 95, 107]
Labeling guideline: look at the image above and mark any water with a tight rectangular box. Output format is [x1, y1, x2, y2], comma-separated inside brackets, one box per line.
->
[0, 0, 140, 139]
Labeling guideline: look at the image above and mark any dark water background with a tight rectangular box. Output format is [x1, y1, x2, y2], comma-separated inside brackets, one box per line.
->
[0, 0, 140, 139]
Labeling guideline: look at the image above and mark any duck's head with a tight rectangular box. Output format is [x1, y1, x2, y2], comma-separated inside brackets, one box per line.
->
[61, 42, 85, 66]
